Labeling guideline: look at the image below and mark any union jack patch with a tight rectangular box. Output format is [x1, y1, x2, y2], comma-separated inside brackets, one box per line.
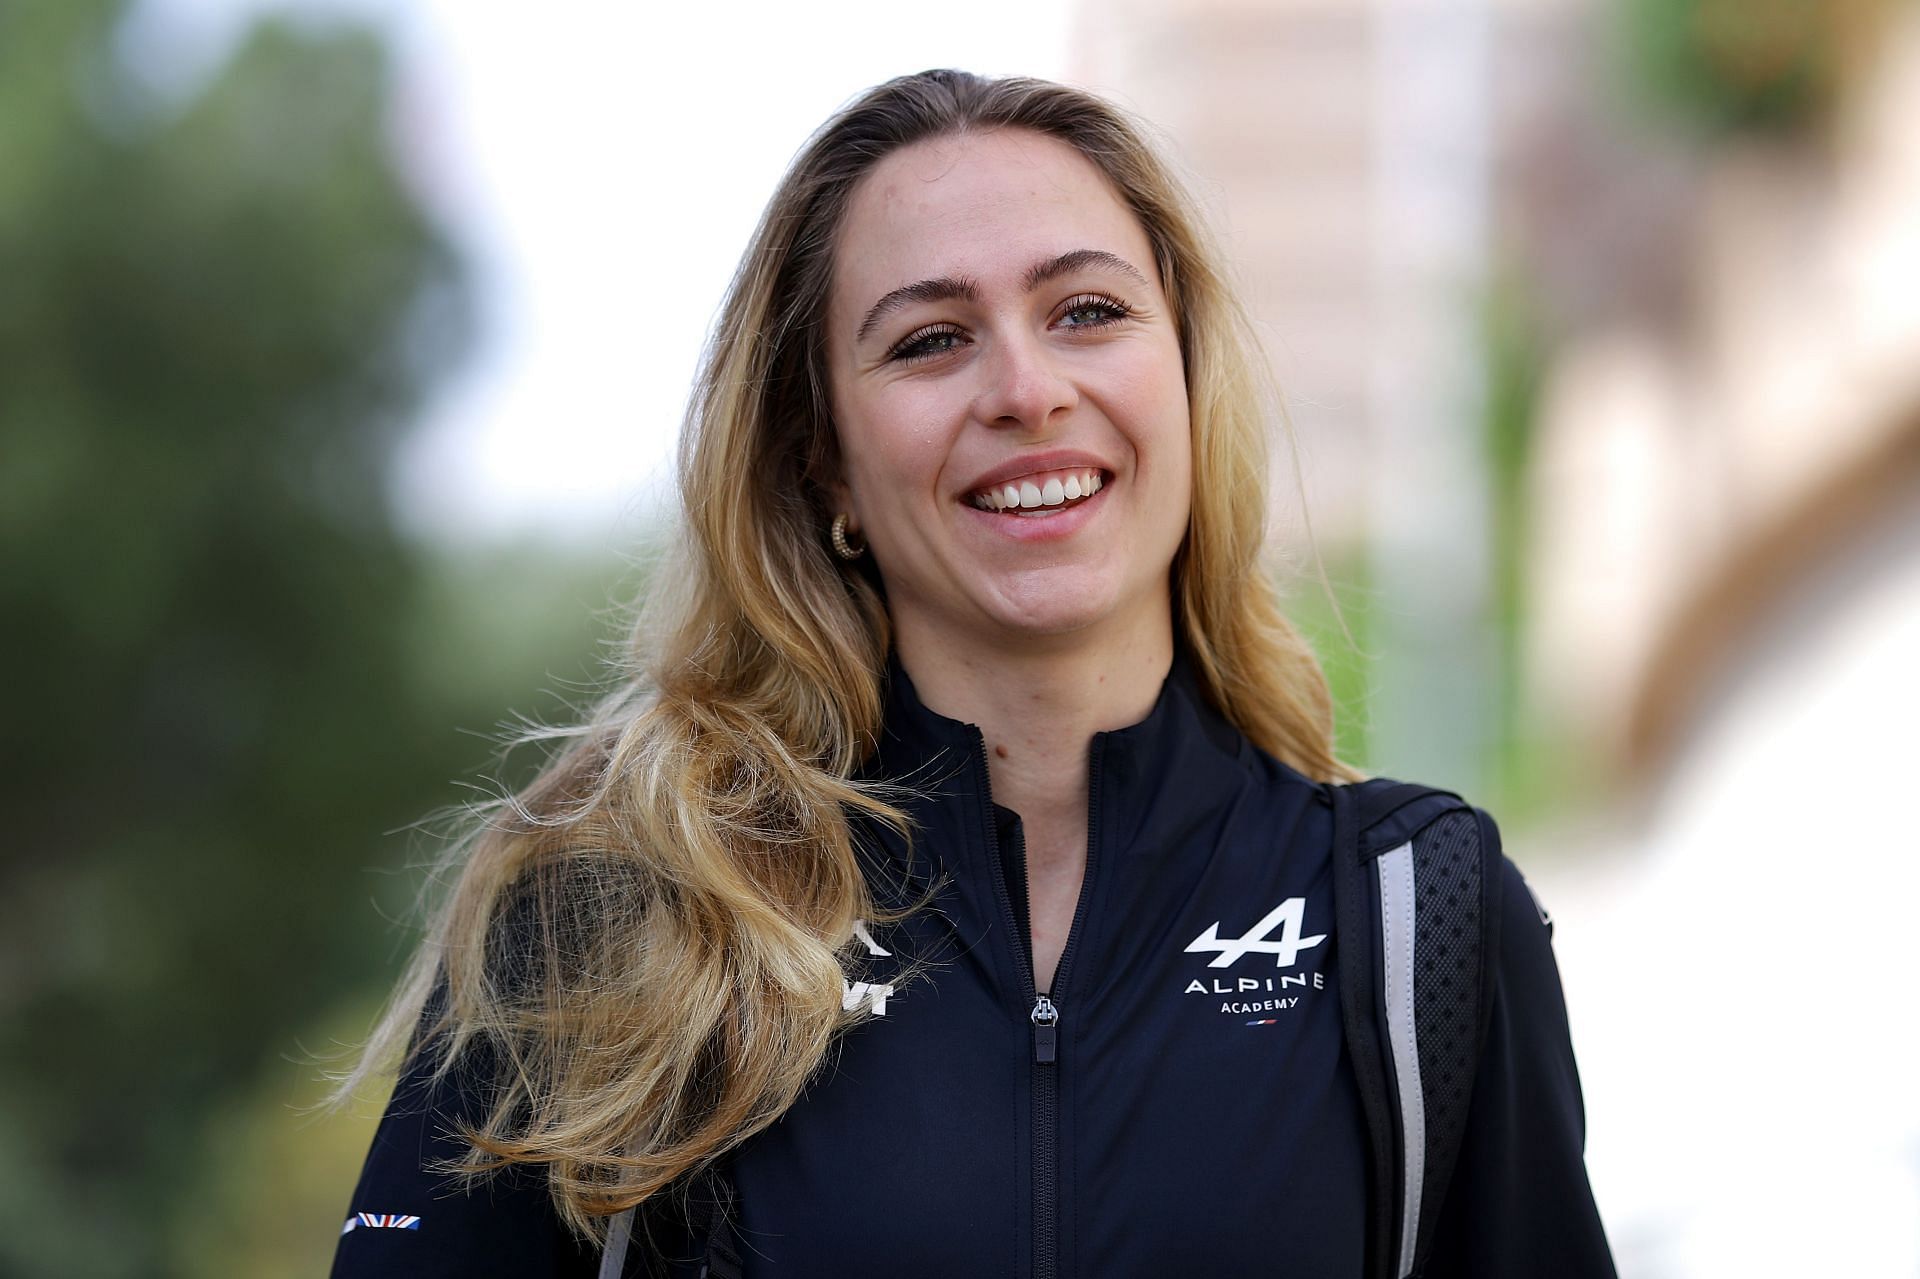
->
[341, 1212, 421, 1234]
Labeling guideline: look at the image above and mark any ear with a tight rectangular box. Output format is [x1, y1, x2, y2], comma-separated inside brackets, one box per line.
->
[819, 436, 857, 527]
[824, 476, 853, 521]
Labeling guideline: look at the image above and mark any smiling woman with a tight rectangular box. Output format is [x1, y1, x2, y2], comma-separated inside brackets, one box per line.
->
[330, 70, 1615, 1279]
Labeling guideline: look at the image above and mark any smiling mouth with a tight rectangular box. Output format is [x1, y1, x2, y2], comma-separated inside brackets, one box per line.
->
[967, 467, 1106, 513]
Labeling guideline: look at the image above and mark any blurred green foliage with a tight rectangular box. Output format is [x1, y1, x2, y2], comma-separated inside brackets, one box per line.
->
[0, 2, 632, 1274]
[1476, 273, 1586, 827]
[1281, 549, 1377, 774]
[1614, 0, 1864, 135]
[1284, 273, 1578, 823]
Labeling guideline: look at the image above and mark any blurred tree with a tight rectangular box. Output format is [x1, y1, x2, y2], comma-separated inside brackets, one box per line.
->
[167, 535, 648, 1278]
[1476, 271, 1583, 824]
[1615, 0, 1895, 136]
[0, 1, 522, 1273]
[1281, 554, 1376, 773]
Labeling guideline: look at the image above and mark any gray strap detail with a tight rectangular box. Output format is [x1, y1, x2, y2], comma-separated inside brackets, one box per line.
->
[1377, 840, 1425, 1279]
[598, 1206, 635, 1279]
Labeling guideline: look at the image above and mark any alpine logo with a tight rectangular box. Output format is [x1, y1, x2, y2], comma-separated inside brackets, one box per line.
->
[1184, 897, 1326, 969]
[1181, 897, 1329, 1019]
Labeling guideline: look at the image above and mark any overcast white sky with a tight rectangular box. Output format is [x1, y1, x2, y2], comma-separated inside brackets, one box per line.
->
[132, 0, 1074, 546]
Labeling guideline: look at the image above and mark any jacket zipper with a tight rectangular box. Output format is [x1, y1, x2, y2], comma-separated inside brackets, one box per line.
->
[975, 736, 1103, 1279]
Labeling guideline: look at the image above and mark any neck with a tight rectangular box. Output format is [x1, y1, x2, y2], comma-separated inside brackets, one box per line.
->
[891, 604, 1176, 994]
[892, 611, 1175, 824]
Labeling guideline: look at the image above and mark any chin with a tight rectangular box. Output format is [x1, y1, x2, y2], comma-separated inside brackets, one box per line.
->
[980, 575, 1138, 640]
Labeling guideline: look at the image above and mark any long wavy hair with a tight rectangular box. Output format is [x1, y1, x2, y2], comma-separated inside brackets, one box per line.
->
[337, 68, 1361, 1240]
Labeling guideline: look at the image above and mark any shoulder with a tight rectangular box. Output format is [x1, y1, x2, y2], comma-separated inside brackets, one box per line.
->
[331, 997, 599, 1278]
[1343, 784, 1556, 970]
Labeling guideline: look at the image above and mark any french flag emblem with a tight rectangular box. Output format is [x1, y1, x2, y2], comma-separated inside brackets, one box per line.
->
[341, 1212, 422, 1235]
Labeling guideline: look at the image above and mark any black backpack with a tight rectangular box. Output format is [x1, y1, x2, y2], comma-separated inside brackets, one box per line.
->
[601, 776, 1505, 1279]
[1330, 777, 1506, 1279]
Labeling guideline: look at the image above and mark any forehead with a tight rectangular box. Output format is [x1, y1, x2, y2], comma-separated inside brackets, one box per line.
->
[830, 128, 1157, 321]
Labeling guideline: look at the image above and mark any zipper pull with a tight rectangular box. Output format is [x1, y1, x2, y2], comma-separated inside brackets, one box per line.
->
[1030, 994, 1060, 1064]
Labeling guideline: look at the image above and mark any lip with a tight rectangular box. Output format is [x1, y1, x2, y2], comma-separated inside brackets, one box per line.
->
[958, 449, 1115, 501]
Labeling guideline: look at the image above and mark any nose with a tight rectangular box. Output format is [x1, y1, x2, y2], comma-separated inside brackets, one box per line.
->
[973, 328, 1078, 432]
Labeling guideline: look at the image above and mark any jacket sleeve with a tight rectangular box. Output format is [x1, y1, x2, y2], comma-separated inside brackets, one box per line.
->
[1421, 848, 1617, 1278]
[328, 1029, 600, 1279]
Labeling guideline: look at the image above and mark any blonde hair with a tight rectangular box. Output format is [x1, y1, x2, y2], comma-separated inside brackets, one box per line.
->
[338, 68, 1360, 1241]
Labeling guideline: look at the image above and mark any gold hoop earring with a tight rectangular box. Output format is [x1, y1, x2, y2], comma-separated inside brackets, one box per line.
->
[830, 512, 866, 562]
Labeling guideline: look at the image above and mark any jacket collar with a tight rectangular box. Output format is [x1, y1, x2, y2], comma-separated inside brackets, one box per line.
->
[863, 643, 1251, 851]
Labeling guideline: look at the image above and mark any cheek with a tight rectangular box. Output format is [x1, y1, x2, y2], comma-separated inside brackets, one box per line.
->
[1110, 354, 1192, 477]
[840, 393, 957, 513]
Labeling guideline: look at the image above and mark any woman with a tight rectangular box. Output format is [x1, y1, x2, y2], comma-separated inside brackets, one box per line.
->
[332, 69, 1614, 1278]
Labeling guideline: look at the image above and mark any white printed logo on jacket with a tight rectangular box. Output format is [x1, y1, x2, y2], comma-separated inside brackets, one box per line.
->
[1182, 898, 1328, 1019]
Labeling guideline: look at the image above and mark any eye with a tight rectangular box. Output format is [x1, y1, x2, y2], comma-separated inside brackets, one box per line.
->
[1057, 293, 1133, 330]
[887, 324, 967, 363]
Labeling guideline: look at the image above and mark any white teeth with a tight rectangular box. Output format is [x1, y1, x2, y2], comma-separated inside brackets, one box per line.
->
[970, 469, 1107, 512]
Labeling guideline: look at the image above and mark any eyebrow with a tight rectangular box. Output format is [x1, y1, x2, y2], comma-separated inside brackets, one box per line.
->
[854, 248, 1153, 343]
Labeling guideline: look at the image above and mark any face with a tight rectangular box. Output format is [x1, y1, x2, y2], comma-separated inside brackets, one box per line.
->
[824, 128, 1193, 657]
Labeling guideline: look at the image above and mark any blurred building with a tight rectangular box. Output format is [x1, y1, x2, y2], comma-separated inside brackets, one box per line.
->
[1517, 7, 1920, 1273]
[1518, 5, 1920, 777]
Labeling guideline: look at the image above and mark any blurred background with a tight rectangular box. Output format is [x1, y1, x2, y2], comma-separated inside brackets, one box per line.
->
[2, 0, 1915, 1274]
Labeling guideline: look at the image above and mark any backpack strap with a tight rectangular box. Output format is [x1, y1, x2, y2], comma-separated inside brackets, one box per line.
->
[1329, 780, 1400, 1279]
[696, 1168, 744, 1279]
[598, 1207, 635, 1279]
[1330, 777, 1502, 1279]
[595, 1163, 743, 1279]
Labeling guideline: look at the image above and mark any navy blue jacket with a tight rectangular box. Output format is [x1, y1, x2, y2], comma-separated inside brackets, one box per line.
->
[332, 654, 1613, 1277]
